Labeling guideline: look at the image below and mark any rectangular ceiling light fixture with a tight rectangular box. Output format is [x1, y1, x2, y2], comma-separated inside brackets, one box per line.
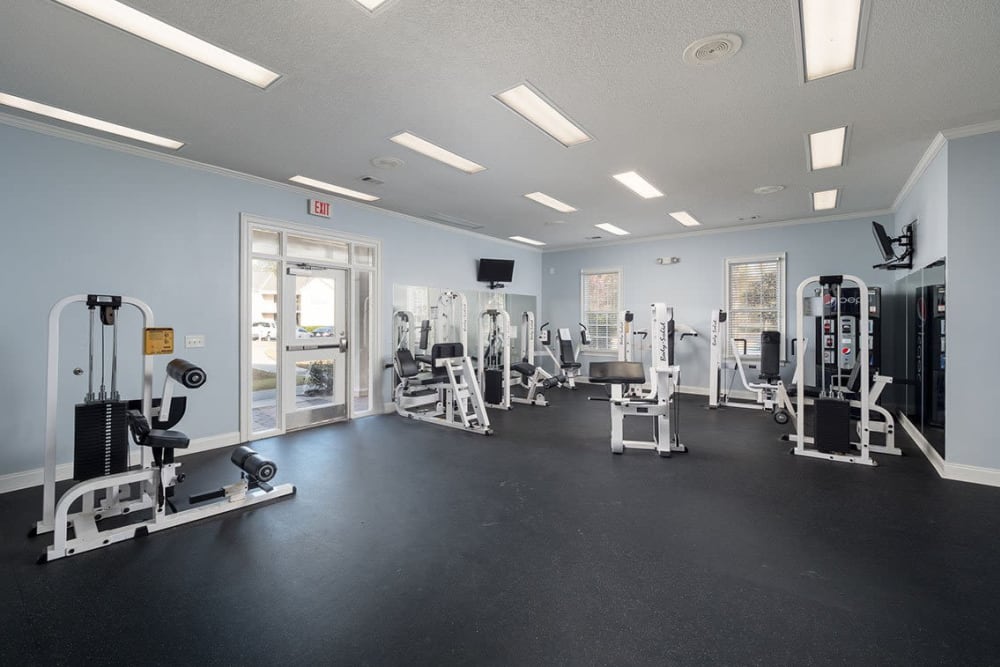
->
[812, 188, 839, 211]
[494, 84, 592, 147]
[669, 211, 701, 227]
[613, 171, 664, 199]
[53, 0, 280, 89]
[0, 91, 184, 149]
[808, 126, 847, 170]
[389, 132, 486, 174]
[354, 0, 391, 10]
[510, 235, 546, 246]
[524, 192, 577, 213]
[290, 175, 379, 202]
[595, 223, 630, 236]
[798, 0, 864, 81]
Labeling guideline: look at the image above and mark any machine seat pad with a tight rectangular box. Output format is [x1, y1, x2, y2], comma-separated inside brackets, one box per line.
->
[788, 384, 821, 398]
[588, 361, 645, 384]
[414, 354, 432, 365]
[144, 429, 190, 449]
[512, 362, 536, 377]
[560, 361, 582, 370]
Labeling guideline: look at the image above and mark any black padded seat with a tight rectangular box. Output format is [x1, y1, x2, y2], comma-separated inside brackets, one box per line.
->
[144, 429, 190, 449]
[414, 354, 432, 366]
[588, 361, 645, 385]
[127, 410, 190, 449]
[512, 362, 536, 377]
[561, 361, 582, 370]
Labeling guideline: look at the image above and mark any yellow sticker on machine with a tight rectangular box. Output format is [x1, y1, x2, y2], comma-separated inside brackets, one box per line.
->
[144, 328, 174, 355]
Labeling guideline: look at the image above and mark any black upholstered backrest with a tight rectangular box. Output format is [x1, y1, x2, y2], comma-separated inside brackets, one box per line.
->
[395, 349, 421, 378]
[431, 342, 464, 362]
[588, 361, 646, 385]
[558, 338, 574, 363]
[419, 320, 431, 350]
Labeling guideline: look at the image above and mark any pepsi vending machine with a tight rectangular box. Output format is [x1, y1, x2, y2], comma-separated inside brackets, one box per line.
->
[815, 286, 882, 392]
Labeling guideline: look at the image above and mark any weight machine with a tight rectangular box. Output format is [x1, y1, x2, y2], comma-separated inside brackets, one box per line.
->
[788, 275, 877, 466]
[512, 312, 565, 406]
[588, 303, 687, 456]
[707, 309, 790, 422]
[393, 342, 492, 435]
[32, 294, 295, 562]
[478, 308, 512, 409]
[540, 322, 589, 388]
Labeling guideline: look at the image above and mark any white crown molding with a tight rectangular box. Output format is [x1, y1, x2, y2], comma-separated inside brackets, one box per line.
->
[891, 118, 1000, 212]
[544, 209, 892, 253]
[941, 118, 1000, 140]
[891, 132, 947, 212]
[0, 112, 539, 253]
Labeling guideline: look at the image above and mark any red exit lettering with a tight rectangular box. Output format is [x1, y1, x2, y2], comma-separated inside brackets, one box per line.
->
[308, 199, 331, 218]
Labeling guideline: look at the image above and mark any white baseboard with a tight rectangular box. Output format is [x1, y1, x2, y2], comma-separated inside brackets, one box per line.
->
[383, 401, 396, 414]
[0, 431, 242, 495]
[897, 414, 1000, 487]
[898, 414, 946, 475]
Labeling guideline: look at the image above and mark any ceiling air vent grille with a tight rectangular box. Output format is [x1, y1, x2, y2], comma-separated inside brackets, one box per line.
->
[426, 213, 484, 231]
[683, 33, 743, 65]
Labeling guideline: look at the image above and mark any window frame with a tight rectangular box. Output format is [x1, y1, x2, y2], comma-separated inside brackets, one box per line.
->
[723, 253, 786, 361]
[579, 267, 623, 355]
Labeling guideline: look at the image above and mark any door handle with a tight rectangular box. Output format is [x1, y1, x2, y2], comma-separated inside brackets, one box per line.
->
[339, 336, 349, 353]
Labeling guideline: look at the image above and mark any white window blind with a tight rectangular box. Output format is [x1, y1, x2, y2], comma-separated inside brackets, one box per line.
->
[581, 269, 621, 352]
[725, 255, 785, 358]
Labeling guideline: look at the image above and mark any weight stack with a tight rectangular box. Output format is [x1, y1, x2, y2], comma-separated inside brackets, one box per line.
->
[814, 398, 851, 454]
[484, 369, 503, 405]
[74, 401, 129, 481]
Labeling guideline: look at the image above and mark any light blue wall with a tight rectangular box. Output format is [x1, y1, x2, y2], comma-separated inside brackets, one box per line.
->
[896, 143, 948, 272]
[540, 216, 893, 391]
[946, 131, 1000, 469]
[0, 123, 541, 477]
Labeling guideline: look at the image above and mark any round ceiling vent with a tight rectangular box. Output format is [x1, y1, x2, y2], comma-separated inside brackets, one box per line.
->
[753, 185, 785, 195]
[683, 33, 743, 66]
[371, 156, 404, 169]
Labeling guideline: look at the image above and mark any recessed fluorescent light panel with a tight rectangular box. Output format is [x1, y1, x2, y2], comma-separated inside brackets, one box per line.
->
[389, 132, 485, 174]
[354, 0, 391, 11]
[0, 92, 184, 149]
[613, 171, 664, 199]
[510, 236, 546, 246]
[808, 126, 847, 170]
[669, 211, 701, 227]
[289, 175, 379, 202]
[494, 84, 592, 147]
[812, 188, 839, 211]
[53, 0, 280, 88]
[524, 192, 577, 213]
[595, 223, 630, 236]
[798, 0, 865, 81]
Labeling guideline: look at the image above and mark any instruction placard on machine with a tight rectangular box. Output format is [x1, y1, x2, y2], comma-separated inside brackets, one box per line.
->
[144, 328, 175, 355]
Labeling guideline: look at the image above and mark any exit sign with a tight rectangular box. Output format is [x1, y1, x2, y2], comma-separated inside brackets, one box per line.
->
[308, 199, 331, 218]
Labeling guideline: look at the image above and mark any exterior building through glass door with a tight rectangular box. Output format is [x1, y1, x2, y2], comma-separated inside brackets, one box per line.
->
[283, 265, 348, 429]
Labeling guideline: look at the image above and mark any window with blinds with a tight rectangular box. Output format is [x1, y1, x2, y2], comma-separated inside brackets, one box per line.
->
[581, 269, 622, 352]
[725, 255, 785, 358]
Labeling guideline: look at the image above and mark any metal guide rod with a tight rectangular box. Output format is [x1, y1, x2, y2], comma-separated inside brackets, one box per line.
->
[87, 308, 95, 402]
[111, 314, 119, 399]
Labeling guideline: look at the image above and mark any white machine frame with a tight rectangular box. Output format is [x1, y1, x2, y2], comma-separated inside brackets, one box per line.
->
[433, 290, 469, 352]
[789, 275, 876, 466]
[34, 294, 295, 562]
[395, 352, 492, 435]
[540, 323, 586, 389]
[478, 308, 512, 410]
[593, 303, 686, 457]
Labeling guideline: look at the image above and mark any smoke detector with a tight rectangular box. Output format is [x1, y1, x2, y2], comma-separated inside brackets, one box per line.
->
[683, 33, 743, 66]
[370, 156, 404, 169]
[753, 185, 785, 195]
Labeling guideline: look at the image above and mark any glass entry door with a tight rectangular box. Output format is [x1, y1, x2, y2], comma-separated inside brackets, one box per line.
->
[282, 265, 348, 430]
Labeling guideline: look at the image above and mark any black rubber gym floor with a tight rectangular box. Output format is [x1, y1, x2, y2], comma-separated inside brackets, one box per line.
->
[2, 386, 999, 666]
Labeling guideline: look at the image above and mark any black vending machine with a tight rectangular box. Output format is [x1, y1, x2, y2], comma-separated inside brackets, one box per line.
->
[914, 285, 946, 428]
[815, 286, 882, 392]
